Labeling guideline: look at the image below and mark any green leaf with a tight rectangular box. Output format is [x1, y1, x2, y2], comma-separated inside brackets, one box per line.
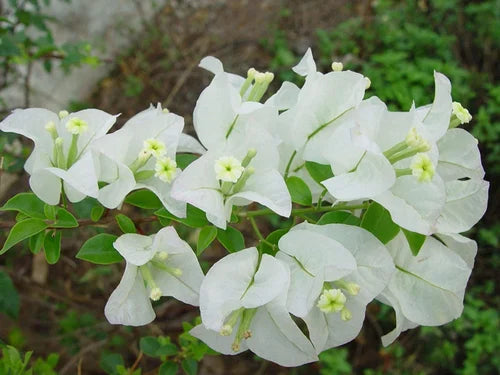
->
[360, 202, 400, 244]
[51, 207, 78, 228]
[259, 228, 288, 255]
[0, 271, 19, 319]
[305, 161, 334, 185]
[197, 226, 217, 256]
[286, 176, 312, 206]
[181, 358, 198, 375]
[44, 230, 62, 264]
[140, 336, 178, 358]
[317, 211, 361, 226]
[90, 204, 105, 222]
[176, 154, 198, 170]
[76, 234, 122, 264]
[43, 204, 56, 220]
[29, 231, 46, 254]
[217, 226, 245, 253]
[159, 362, 179, 375]
[115, 214, 136, 233]
[155, 205, 208, 228]
[0, 192, 45, 219]
[99, 352, 124, 375]
[402, 229, 426, 256]
[124, 190, 162, 209]
[0, 218, 48, 255]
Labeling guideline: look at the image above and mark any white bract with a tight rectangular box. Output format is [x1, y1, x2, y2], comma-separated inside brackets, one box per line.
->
[277, 223, 394, 352]
[91, 104, 203, 216]
[191, 247, 318, 367]
[105, 226, 204, 326]
[0, 108, 117, 204]
[378, 232, 475, 346]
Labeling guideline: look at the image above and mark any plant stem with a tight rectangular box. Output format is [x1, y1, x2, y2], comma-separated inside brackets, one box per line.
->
[240, 203, 369, 218]
[283, 150, 297, 180]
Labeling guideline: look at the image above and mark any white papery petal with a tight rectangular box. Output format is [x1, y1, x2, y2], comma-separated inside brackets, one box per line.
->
[199, 56, 224, 74]
[436, 233, 477, 269]
[293, 71, 366, 163]
[63, 181, 86, 202]
[378, 289, 419, 346]
[199, 248, 287, 331]
[45, 151, 99, 200]
[149, 227, 204, 305]
[247, 301, 318, 367]
[193, 73, 241, 149]
[171, 152, 226, 227]
[305, 295, 367, 351]
[275, 251, 324, 318]
[104, 263, 155, 326]
[227, 169, 291, 219]
[113, 234, 155, 266]
[435, 179, 489, 233]
[375, 110, 416, 153]
[97, 157, 136, 209]
[322, 151, 395, 201]
[437, 128, 484, 181]
[298, 223, 395, 304]
[177, 133, 206, 154]
[265, 81, 300, 110]
[0, 108, 57, 153]
[373, 175, 446, 235]
[385, 233, 471, 326]
[190, 324, 248, 355]
[136, 174, 186, 218]
[29, 169, 62, 205]
[417, 72, 452, 142]
[292, 48, 317, 76]
[60, 109, 117, 154]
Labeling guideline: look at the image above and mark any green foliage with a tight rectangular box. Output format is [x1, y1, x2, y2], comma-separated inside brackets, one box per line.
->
[319, 347, 352, 375]
[360, 202, 399, 244]
[216, 226, 245, 253]
[115, 213, 137, 234]
[196, 226, 217, 256]
[0, 271, 19, 319]
[286, 176, 313, 206]
[125, 190, 162, 210]
[155, 205, 209, 228]
[305, 161, 334, 187]
[43, 229, 61, 264]
[0, 345, 58, 375]
[76, 233, 122, 264]
[401, 228, 426, 256]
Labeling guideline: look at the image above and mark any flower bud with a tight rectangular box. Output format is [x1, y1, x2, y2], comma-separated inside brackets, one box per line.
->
[58, 110, 69, 119]
[331, 61, 343, 72]
[149, 287, 162, 301]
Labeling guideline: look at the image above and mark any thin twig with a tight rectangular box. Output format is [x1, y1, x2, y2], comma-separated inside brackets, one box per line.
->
[59, 339, 107, 375]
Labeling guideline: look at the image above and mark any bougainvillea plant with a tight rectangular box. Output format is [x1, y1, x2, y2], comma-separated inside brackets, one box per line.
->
[0, 49, 488, 367]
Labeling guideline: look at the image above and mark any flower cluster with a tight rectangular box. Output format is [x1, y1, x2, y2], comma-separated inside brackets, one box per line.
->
[0, 48, 488, 367]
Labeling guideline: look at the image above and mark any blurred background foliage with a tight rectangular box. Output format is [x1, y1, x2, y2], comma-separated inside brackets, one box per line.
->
[0, 0, 498, 374]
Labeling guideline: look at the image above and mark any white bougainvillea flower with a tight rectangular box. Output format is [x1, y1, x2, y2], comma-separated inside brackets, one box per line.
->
[0, 108, 117, 204]
[277, 222, 394, 352]
[450, 101, 472, 127]
[378, 232, 474, 346]
[105, 226, 204, 326]
[434, 128, 489, 233]
[278, 48, 367, 164]
[171, 125, 291, 229]
[190, 247, 318, 367]
[91, 104, 203, 216]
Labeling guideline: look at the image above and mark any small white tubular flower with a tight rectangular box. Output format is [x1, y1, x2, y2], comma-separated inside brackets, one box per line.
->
[317, 289, 346, 313]
[105, 227, 204, 326]
[149, 287, 162, 301]
[214, 156, 244, 182]
[452, 101, 472, 124]
[58, 110, 69, 119]
[379, 233, 473, 346]
[411, 153, 435, 182]
[65, 117, 89, 135]
[405, 127, 429, 150]
[190, 247, 318, 367]
[143, 138, 167, 158]
[331, 61, 343, 72]
[155, 157, 177, 183]
[364, 77, 371, 89]
[277, 223, 395, 353]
